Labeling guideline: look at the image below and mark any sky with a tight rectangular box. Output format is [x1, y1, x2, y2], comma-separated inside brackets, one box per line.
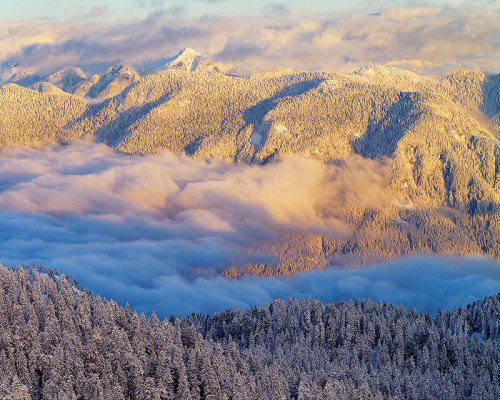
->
[0, 1, 442, 22]
[1, 0, 499, 76]
[1, 1, 497, 23]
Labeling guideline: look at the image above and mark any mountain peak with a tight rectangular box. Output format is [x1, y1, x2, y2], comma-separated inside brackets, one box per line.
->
[351, 65, 431, 89]
[139, 48, 233, 75]
[85, 64, 139, 100]
[45, 67, 87, 91]
[166, 48, 201, 72]
[1, 62, 41, 87]
[0, 61, 22, 84]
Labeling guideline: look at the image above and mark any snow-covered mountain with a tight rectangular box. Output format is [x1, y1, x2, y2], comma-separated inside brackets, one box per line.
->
[0, 62, 21, 84]
[8, 49, 233, 101]
[142, 48, 233, 74]
[0, 61, 40, 86]
[1, 60, 498, 207]
[0, 56, 498, 271]
[165, 47, 201, 72]
[44, 66, 87, 92]
[83, 64, 140, 99]
[20, 64, 140, 100]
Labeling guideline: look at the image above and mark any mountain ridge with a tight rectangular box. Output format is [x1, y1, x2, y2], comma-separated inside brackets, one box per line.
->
[3, 60, 496, 210]
[1, 55, 498, 274]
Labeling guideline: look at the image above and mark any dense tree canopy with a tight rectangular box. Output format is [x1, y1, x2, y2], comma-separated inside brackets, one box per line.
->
[1, 266, 499, 399]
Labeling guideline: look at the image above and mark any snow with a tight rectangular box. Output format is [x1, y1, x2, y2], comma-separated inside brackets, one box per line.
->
[472, 332, 483, 343]
[274, 124, 290, 137]
[371, 349, 378, 369]
[0, 62, 21, 84]
[352, 65, 426, 87]
[392, 198, 417, 209]
[46, 67, 87, 87]
[141, 48, 232, 75]
[166, 48, 201, 72]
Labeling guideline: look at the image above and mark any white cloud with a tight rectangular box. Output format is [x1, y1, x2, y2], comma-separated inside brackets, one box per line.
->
[1, 5, 498, 76]
[0, 142, 498, 317]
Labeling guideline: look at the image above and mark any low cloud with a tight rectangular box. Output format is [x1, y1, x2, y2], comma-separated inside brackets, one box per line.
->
[0, 142, 377, 234]
[0, 142, 498, 317]
[144, 255, 500, 317]
[1, 5, 498, 76]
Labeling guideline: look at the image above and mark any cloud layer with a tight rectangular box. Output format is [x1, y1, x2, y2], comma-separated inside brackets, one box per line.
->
[1, 5, 499, 76]
[0, 142, 499, 317]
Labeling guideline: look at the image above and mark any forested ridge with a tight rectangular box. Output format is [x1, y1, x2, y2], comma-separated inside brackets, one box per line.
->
[1, 266, 500, 400]
[1, 59, 499, 275]
[2, 59, 499, 215]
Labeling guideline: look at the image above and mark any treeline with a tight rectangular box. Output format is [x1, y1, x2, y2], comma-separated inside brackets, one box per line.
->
[1, 266, 500, 399]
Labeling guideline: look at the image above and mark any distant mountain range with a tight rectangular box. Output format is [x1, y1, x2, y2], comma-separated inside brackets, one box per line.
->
[1, 50, 498, 274]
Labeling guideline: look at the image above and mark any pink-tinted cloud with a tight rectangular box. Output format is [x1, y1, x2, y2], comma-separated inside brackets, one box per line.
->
[0, 142, 498, 316]
[1, 6, 498, 76]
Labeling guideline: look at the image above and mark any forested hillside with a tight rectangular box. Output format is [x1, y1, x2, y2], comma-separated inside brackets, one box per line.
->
[1, 61, 498, 212]
[0, 84, 87, 146]
[1, 266, 499, 399]
[1, 57, 499, 274]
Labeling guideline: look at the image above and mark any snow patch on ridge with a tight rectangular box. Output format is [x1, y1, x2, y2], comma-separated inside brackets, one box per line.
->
[166, 48, 201, 72]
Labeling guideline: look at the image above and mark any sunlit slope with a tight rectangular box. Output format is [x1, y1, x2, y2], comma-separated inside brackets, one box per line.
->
[0, 84, 88, 146]
[88, 70, 329, 158]
[0, 65, 498, 273]
[2, 65, 497, 209]
[442, 69, 500, 120]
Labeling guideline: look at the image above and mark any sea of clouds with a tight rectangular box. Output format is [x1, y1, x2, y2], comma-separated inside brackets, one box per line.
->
[1, 5, 499, 76]
[0, 141, 499, 317]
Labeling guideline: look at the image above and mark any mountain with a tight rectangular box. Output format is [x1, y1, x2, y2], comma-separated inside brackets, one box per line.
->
[31, 81, 74, 96]
[165, 47, 201, 71]
[44, 66, 87, 93]
[0, 83, 87, 146]
[442, 69, 500, 119]
[0, 56, 498, 273]
[0, 61, 22, 84]
[1, 61, 497, 209]
[83, 64, 140, 100]
[0, 61, 40, 86]
[143, 48, 233, 74]
[1, 265, 499, 399]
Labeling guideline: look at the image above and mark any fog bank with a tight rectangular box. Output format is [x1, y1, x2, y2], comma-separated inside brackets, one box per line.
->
[0, 142, 498, 316]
